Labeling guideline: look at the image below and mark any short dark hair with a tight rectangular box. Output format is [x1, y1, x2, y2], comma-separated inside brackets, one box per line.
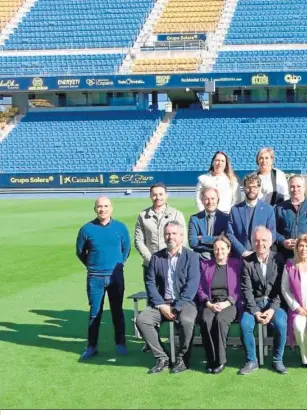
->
[150, 182, 168, 194]
[243, 173, 261, 188]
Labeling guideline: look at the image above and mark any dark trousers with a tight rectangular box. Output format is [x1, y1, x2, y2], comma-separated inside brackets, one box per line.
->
[136, 303, 197, 362]
[199, 305, 237, 367]
[87, 275, 125, 348]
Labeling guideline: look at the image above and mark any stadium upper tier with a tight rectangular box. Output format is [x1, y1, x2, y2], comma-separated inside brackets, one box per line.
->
[2, 0, 154, 50]
[213, 49, 307, 72]
[0, 54, 124, 76]
[0, 111, 162, 173]
[0, 0, 24, 31]
[147, 108, 307, 171]
[225, 0, 307, 45]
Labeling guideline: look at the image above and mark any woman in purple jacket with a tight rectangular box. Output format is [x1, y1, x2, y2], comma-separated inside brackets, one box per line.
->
[281, 234, 307, 367]
[198, 236, 242, 374]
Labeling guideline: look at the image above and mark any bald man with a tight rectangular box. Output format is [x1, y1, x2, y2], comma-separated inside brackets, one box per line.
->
[76, 196, 131, 360]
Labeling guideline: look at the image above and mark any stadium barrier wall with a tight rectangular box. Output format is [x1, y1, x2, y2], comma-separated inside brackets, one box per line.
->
[0, 171, 301, 189]
[0, 72, 305, 92]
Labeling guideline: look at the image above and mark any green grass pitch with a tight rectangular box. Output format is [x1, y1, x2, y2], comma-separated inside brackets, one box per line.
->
[0, 197, 306, 409]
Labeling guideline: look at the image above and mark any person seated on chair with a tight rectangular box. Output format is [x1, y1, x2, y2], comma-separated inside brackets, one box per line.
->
[189, 187, 229, 260]
[239, 226, 287, 375]
[198, 236, 242, 374]
[281, 234, 307, 367]
[136, 220, 200, 374]
[227, 173, 276, 258]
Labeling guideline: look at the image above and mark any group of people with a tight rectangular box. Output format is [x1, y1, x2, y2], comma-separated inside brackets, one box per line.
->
[76, 147, 307, 377]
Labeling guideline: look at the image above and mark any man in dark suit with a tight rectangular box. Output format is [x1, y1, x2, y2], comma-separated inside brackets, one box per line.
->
[239, 226, 287, 375]
[188, 187, 229, 259]
[227, 173, 276, 258]
[136, 220, 200, 374]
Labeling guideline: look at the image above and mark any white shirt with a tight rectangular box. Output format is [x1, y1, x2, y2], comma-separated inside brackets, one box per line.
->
[256, 255, 269, 280]
[196, 173, 242, 213]
[256, 168, 290, 205]
[281, 268, 307, 310]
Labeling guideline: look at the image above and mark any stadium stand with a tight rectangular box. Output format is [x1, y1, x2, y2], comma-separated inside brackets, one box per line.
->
[0, 0, 24, 31]
[224, 0, 307, 45]
[147, 108, 307, 171]
[0, 54, 124, 76]
[132, 57, 201, 73]
[153, 0, 223, 34]
[0, 110, 163, 173]
[213, 49, 307, 72]
[0, 106, 18, 131]
[2, 0, 155, 50]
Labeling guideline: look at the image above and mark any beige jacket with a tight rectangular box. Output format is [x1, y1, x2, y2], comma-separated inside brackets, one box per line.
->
[134, 204, 187, 266]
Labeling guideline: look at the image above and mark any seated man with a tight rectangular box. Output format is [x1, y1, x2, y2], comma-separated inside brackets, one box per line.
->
[189, 187, 229, 259]
[136, 220, 200, 374]
[227, 173, 276, 258]
[239, 226, 287, 375]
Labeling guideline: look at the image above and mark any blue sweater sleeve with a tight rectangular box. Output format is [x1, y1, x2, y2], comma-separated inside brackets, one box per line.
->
[76, 226, 88, 266]
[121, 223, 131, 263]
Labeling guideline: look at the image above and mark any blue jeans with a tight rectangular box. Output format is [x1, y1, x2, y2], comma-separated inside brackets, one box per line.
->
[87, 273, 125, 348]
[240, 302, 287, 363]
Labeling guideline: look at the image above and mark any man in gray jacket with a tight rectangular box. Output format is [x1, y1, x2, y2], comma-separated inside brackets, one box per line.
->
[134, 182, 187, 351]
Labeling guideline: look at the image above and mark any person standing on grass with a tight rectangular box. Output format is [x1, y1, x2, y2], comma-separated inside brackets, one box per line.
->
[134, 182, 187, 352]
[76, 196, 131, 360]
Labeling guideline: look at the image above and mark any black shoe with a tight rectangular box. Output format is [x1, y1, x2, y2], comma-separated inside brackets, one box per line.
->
[148, 358, 169, 374]
[272, 362, 287, 374]
[170, 357, 188, 374]
[239, 361, 259, 375]
[301, 363, 307, 368]
[205, 365, 213, 374]
[141, 343, 151, 353]
[213, 364, 225, 374]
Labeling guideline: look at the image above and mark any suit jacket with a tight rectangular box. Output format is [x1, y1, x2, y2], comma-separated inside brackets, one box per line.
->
[226, 200, 276, 257]
[241, 251, 285, 314]
[188, 209, 229, 255]
[198, 257, 242, 312]
[146, 246, 200, 312]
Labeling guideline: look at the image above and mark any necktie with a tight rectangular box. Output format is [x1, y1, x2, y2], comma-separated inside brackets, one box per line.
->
[207, 213, 214, 236]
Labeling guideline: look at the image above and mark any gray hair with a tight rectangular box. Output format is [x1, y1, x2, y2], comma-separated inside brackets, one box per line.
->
[289, 174, 306, 187]
[252, 226, 272, 250]
[164, 220, 185, 235]
[200, 186, 219, 201]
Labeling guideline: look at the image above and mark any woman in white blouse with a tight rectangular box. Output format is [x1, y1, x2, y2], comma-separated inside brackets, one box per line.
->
[282, 234, 307, 367]
[255, 147, 289, 206]
[195, 151, 241, 214]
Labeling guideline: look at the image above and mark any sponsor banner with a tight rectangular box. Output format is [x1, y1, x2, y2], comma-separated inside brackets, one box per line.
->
[157, 33, 206, 41]
[0, 170, 300, 188]
[0, 72, 306, 92]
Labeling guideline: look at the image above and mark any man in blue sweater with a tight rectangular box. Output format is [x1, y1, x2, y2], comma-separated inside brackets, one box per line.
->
[76, 196, 131, 360]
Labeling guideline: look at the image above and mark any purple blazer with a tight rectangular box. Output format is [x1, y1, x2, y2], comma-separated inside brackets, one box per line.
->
[286, 260, 303, 349]
[198, 257, 243, 313]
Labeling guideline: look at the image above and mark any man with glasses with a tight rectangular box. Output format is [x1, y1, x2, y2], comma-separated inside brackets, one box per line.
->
[226, 173, 276, 258]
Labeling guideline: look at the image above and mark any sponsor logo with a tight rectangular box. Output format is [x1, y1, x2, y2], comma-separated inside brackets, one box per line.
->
[10, 175, 54, 185]
[0, 79, 20, 90]
[109, 174, 120, 184]
[251, 73, 269, 85]
[156, 75, 171, 87]
[121, 174, 154, 184]
[60, 174, 103, 185]
[117, 78, 145, 85]
[29, 77, 48, 91]
[57, 79, 80, 88]
[284, 74, 302, 85]
[86, 78, 114, 87]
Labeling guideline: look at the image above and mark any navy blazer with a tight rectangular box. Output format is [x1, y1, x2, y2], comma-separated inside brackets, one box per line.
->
[227, 200, 276, 257]
[146, 247, 200, 312]
[188, 209, 229, 254]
